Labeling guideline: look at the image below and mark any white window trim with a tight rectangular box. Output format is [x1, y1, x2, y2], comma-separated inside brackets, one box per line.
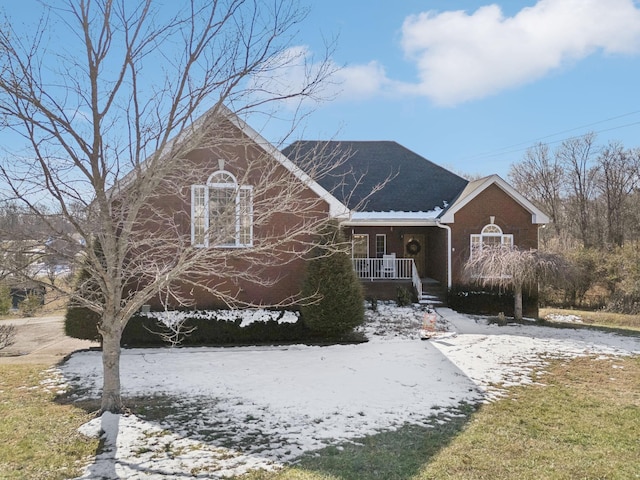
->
[375, 234, 386, 258]
[470, 223, 514, 259]
[352, 233, 369, 259]
[236, 186, 254, 248]
[191, 170, 253, 248]
[191, 184, 208, 248]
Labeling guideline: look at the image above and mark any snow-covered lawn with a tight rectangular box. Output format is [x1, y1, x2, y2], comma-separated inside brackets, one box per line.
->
[58, 304, 640, 479]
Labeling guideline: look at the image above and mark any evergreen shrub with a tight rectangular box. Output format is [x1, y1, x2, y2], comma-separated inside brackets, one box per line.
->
[121, 312, 311, 346]
[64, 306, 101, 341]
[301, 222, 365, 338]
[0, 284, 11, 315]
[396, 286, 413, 307]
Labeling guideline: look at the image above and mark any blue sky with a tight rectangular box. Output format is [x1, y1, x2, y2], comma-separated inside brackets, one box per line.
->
[281, 0, 640, 178]
[2, 0, 640, 180]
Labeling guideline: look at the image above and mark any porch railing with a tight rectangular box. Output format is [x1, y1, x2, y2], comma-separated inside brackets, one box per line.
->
[352, 257, 423, 298]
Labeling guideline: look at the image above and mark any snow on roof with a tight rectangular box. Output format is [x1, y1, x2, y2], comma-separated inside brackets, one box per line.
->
[345, 208, 444, 225]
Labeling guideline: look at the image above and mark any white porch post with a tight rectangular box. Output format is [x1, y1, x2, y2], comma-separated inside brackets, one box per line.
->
[436, 222, 452, 288]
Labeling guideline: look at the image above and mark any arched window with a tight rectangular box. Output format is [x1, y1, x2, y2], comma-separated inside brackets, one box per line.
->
[191, 168, 253, 247]
[470, 223, 513, 259]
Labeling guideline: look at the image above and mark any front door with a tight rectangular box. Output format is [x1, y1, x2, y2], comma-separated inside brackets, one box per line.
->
[404, 234, 426, 277]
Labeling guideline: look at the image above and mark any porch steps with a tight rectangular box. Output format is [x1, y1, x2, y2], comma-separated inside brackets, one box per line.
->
[418, 279, 447, 306]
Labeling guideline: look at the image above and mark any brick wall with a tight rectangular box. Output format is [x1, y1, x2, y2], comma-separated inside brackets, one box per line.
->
[448, 183, 540, 284]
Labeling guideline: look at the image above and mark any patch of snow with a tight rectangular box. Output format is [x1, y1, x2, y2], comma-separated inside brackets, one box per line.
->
[350, 209, 442, 221]
[76, 412, 279, 479]
[61, 304, 639, 479]
[433, 308, 639, 400]
[544, 313, 583, 324]
[142, 308, 299, 328]
[38, 368, 70, 396]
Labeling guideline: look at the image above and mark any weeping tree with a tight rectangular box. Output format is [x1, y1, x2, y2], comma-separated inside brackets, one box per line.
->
[0, 0, 341, 413]
[464, 245, 569, 321]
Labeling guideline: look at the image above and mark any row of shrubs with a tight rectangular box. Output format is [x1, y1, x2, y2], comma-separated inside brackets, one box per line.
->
[66, 287, 538, 348]
[538, 244, 640, 314]
[447, 284, 539, 318]
[64, 306, 368, 346]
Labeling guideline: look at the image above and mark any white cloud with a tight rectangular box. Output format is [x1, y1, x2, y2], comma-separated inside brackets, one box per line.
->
[247, 48, 395, 107]
[333, 61, 395, 99]
[245, 45, 319, 107]
[399, 0, 640, 106]
[248, 1, 640, 109]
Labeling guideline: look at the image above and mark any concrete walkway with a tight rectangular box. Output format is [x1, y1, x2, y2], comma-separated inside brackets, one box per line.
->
[436, 307, 498, 334]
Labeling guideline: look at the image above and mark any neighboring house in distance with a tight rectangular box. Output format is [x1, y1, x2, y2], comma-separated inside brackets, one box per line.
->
[137, 106, 548, 313]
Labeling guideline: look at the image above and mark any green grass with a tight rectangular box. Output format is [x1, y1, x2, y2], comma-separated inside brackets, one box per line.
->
[416, 356, 640, 480]
[540, 307, 640, 332]
[0, 364, 98, 479]
[1, 333, 638, 479]
[235, 356, 640, 480]
[237, 405, 477, 480]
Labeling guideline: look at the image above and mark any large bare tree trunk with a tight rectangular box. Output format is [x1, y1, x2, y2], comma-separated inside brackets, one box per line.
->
[0, 0, 340, 412]
[514, 283, 523, 322]
[100, 324, 124, 413]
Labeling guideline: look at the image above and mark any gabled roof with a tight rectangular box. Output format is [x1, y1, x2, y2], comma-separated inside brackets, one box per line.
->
[220, 108, 349, 218]
[115, 105, 349, 218]
[439, 174, 550, 224]
[282, 141, 469, 216]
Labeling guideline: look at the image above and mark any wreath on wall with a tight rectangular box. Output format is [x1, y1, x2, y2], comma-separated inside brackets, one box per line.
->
[406, 239, 421, 255]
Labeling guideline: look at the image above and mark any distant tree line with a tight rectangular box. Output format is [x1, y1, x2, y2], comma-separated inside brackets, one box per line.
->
[508, 133, 640, 312]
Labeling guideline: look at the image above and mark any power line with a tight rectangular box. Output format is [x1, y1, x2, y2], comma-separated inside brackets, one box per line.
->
[460, 110, 640, 162]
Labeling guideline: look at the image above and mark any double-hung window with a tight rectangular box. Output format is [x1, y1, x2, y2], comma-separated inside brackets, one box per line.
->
[352, 234, 369, 258]
[375, 234, 386, 258]
[470, 224, 513, 259]
[352, 233, 370, 276]
[191, 169, 253, 248]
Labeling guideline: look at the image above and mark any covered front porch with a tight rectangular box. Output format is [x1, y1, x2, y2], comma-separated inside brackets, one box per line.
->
[351, 256, 447, 305]
[341, 216, 452, 305]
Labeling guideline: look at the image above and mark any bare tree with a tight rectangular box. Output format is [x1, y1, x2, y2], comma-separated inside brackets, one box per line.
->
[595, 142, 639, 247]
[509, 142, 564, 238]
[0, 324, 16, 350]
[464, 245, 568, 321]
[0, 0, 341, 413]
[143, 311, 198, 348]
[556, 133, 599, 248]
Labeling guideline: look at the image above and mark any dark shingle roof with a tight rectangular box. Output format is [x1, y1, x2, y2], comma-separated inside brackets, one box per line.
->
[282, 141, 468, 213]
